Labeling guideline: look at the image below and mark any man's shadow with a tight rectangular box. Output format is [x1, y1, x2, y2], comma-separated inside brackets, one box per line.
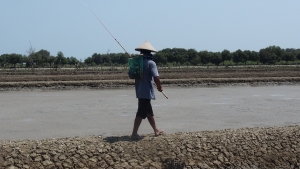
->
[103, 135, 145, 143]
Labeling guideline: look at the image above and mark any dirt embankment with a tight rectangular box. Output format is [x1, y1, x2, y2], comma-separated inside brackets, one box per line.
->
[0, 66, 300, 90]
[0, 125, 299, 169]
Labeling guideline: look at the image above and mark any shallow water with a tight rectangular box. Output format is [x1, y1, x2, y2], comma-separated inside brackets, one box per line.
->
[0, 85, 299, 140]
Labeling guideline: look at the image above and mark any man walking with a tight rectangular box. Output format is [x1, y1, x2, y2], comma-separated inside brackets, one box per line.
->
[130, 41, 164, 139]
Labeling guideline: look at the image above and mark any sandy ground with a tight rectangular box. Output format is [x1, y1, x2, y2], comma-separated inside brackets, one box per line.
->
[0, 85, 300, 140]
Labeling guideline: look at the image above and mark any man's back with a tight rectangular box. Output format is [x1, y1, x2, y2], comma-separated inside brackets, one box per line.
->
[135, 55, 159, 99]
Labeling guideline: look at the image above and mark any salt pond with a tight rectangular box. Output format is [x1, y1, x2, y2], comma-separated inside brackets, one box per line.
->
[0, 85, 299, 140]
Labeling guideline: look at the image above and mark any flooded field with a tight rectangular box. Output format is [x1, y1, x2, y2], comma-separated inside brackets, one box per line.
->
[0, 85, 299, 140]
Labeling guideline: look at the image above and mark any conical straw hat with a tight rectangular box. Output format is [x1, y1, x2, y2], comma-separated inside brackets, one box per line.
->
[135, 41, 157, 52]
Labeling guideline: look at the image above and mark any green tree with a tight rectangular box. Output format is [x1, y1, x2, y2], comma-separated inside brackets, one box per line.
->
[110, 53, 123, 65]
[27, 54, 36, 68]
[32, 53, 43, 67]
[232, 50, 242, 63]
[160, 48, 173, 64]
[211, 52, 222, 65]
[154, 51, 168, 65]
[36, 49, 50, 67]
[259, 49, 276, 64]
[264, 46, 283, 62]
[157, 48, 172, 63]
[297, 52, 300, 60]
[284, 48, 297, 54]
[55, 51, 67, 67]
[282, 52, 296, 63]
[0, 54, 8, 68]
[119, 53, 128, 65]
[92, 53, 102, 65]
[199, 51, 211, 65]
[233, 49, 248, 64]
[101, 54, 111, 65]
[187, 49, 200, 66]
[68, 56, 79, 65]
[172, 48, 188, 64]
[48, 56, 56, 68]
[221, 49, 232, 64]
[84, 57, 95, 65]
[249, 51, 260, 63]
[21, 55, 27, 67]
[8, 53, 23, 69]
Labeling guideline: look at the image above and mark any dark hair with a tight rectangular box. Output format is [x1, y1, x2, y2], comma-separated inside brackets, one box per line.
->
[140, 49, 151, 55]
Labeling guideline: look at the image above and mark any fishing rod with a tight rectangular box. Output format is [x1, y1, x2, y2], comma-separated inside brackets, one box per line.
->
[84, 4, 168, 99]
[83, 3, 132, 57]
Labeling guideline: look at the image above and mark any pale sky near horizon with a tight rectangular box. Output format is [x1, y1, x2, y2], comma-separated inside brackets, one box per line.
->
[1, 1, 300, 60]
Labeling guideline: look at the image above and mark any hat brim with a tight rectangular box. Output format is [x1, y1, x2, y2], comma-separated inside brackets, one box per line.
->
[135, 48, 157, 52]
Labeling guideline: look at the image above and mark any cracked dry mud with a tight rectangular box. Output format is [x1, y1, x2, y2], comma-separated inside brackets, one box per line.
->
[0, 126, 299, 169]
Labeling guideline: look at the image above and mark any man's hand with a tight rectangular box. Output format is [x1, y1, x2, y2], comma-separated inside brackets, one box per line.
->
[154, 77, 163, 92]
[157, 85, 163, 92]
[154, 76, 168, 99]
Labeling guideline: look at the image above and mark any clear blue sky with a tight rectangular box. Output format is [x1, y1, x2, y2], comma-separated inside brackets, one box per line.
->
[1, 1, 299, 60]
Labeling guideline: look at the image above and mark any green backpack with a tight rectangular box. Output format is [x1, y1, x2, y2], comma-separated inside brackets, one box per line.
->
[128, 56, 143, 79]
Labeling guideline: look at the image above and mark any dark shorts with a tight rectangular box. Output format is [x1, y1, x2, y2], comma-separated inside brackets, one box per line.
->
[136, 99, 154, 119]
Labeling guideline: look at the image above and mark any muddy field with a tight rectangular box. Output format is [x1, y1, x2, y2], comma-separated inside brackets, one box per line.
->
[1, 66, 300, 168]
[0, 66, 300, 90]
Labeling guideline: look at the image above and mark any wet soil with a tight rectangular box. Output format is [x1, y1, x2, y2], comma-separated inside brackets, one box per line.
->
[0, 66, 300, 90]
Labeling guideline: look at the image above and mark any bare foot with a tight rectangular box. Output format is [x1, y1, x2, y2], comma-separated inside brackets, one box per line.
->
[155, 129, 164, 136]
[131, 134, 144, 140]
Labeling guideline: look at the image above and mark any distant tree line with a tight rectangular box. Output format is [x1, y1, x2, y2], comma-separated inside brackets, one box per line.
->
[0, 49, 80, 69]
[154, 46, 300, 66]
[84, 53, 128, 66]
[84, 45, 300, 67]
[1, 46, 300, 69]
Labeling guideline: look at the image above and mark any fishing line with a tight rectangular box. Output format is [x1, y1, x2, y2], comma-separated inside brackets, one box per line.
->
[83, 3, 131, 57]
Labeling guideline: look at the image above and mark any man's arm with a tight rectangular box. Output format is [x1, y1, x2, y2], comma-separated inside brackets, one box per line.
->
[154, 76, 163, 92]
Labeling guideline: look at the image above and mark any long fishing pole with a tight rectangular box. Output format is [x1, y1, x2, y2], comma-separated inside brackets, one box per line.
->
[84, 3, 168, 99]
[83, 3, 131, 57]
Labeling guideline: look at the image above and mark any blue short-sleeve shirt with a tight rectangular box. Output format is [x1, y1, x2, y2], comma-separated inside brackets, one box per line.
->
[135, 55, 159, 99]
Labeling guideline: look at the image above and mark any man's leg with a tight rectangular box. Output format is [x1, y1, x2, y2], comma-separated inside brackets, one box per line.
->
[147, 116, 163, 136]
[131, 116, 143, 139]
